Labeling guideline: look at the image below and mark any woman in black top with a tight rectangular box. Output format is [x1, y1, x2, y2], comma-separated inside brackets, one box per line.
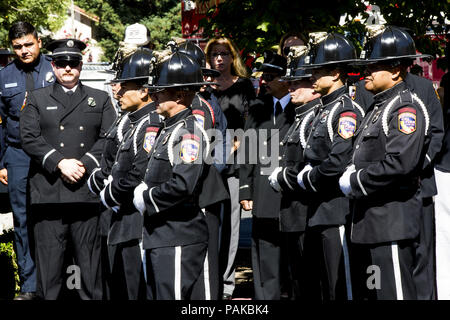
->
[204, 37, 255, 300]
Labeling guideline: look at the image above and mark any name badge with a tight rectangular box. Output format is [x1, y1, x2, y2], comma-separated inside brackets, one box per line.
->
[46, 106, 58, 110]
[5, 83, 17, 88]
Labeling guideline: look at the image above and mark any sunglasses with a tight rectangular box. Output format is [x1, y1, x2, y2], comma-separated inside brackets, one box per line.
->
[211, 52, 231, 58]
[54, 60, 80, 68]
[261, 73, 279, 82]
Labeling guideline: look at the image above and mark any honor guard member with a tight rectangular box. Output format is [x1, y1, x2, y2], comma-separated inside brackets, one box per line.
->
[296, 33, 365, 300]
[177, 40, 230, 299]
[239, 51, 296, 300]
[132, 51, 214, 300]
[19, 38, 116, 300]
[0, 22, 54, 300]
[339, 27, 432, 300]
[267, 50, 322, 299]
[97, 48, 162, 300]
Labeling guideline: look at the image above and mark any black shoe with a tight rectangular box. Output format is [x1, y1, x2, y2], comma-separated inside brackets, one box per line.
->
[222, 293, 232, 300]
[14, 292, 37, 300]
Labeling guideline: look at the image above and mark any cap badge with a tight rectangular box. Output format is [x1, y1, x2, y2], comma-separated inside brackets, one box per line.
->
[67, 40, 74, 48]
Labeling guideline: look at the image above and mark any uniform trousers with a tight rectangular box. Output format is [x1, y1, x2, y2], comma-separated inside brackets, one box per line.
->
[412, 197, 436, 300]
[282, 231, 306, 300]
[32, 203, 103, 300]
[302, 225, 353, 300]
[108, 239, 146, 300]
[219, 176, 242, 297]
[251, 217, 282, 300]
[351, 240, 417, 300]
[4, 146, 36, 292]
[205, 205, 221, 300]
[434, 168, 450, 299]
[145, 242, 208, 300]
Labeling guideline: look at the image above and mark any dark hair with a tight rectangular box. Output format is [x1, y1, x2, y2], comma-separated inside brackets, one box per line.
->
[8, 21, 38, 42]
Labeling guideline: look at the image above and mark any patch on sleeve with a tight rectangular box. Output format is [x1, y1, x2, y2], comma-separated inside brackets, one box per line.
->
[398, 107, 416, 134]
[338, 112, 357, 139]
[179, 134, 200, 163]
[192, 109, 205, 128]
[143, 127, 159, 153]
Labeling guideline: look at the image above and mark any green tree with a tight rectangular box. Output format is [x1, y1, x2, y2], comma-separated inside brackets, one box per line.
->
[199, 0, 449, 68]
[0, 0, 68, 48]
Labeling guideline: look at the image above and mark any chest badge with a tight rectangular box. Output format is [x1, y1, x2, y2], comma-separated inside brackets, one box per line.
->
[45, 72, 54, 83]
[372, 110, 382, 123]
[87, 97, 96, 107]
[320, 110, 330, 123]
[162, 132, 171, 145]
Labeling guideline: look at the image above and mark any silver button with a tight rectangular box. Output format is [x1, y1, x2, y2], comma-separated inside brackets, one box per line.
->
[364, 125, 368, 129]
[260, 171, 264, 175]
[307, 145, 311, 149]
[80, 143, 85, 148]
[263, 141, 267, 146]
[261, 156, 265, 160]
[280, 142, 283, 146]
[356, 145, 360, 149]
[278, 156, 282, 160]
[79, 126, 84, 131]
[60, 125, 64, 130]
[60, 142, 64, 147]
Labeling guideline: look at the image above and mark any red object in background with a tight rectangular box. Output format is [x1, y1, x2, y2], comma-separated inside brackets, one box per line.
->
[182, 0, 224, 39]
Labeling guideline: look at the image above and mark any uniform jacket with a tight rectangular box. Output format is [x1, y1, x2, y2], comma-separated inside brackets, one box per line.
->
[239, 94, 296, 219]
[20, 82, 116, 204]
[0, 54, 54, 167]
[349, 82, 430, 244]
[404, 73, 444, 198]
[300, 85, 365, 226]
[101, 103, 161, 245]
[141, 108, 209, 249]
[276, 98, 321, 232]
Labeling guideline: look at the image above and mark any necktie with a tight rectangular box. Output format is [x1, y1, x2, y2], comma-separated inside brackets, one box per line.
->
[25, 71, 34, 92]
[275, 101, 283, 117]
[66, 90, 74, 96]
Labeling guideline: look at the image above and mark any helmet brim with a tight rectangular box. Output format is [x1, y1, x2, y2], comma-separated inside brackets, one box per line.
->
[349, 54, 433, 66]
[143, 81, 218, 90]
[202, 68, 221, 78]
[299, 59, 359, 70]
[109, 76, 150, 84]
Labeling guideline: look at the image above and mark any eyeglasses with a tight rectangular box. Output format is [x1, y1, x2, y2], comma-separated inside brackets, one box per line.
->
[261, 73, 279, 82]
[54, 60, 80, 68]
[211, 52, 231, 58]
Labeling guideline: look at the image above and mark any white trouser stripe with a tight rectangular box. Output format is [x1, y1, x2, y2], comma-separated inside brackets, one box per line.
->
[391, 242, 403, 300]
[139, 240, 147, 283]
[339, 225, 353, 300]
[174, 246, 182, 300]
[203, 251, 211, 300]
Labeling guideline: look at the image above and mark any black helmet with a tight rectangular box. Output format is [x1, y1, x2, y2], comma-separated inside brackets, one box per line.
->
[178, 41, 221, 78]
[354, 25, 432, 65]
[145, 51, 215, 90]
[302, 33, 357, 69]
[281, 53, 312, 81]
[112, 48, 154, 83]
[256, 50, 287, 74]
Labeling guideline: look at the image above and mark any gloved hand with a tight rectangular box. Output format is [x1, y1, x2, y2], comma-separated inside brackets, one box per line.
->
[133, 182, 148, 215]
[297, 164, 313, 190]
[103, 174, 113, 187]
[268, 167, 283, 192]
[339, 164, 356, 197]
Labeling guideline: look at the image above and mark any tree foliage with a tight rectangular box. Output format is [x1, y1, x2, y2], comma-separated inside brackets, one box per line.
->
[0, 0, 68, 49]
[199, 0, 450, 68]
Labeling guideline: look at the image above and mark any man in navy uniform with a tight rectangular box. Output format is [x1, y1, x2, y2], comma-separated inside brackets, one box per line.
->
[0, 21, 54, 300]
[20, 38, 116, 299]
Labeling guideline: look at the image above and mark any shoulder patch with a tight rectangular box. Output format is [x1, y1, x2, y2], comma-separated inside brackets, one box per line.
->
[398, 107, 416, 135]
[192, 109, 205, 128]
[338, 112, 357, 139]
[179, 134, 200, 163]
[143, 126, 159, 153]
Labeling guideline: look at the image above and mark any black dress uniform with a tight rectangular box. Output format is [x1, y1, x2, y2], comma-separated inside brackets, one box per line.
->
[239, 93, 296, 300]
[273, 97, 321, 299]
[299, 85, 365, 300]
[20, 81, 116, 299]
[87, 110, 130, 299]
[348, 82, 430, 300]
[101, 102, 161, 300]
[140, 108, 210, 300]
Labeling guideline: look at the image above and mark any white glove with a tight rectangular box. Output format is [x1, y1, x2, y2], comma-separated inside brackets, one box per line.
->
[103, 174, 113, 187]
[339, 164, 356, 197]
[133, 182, 148, 215]
[268, 167, 283, 192]
[297, 164, 313, 190]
